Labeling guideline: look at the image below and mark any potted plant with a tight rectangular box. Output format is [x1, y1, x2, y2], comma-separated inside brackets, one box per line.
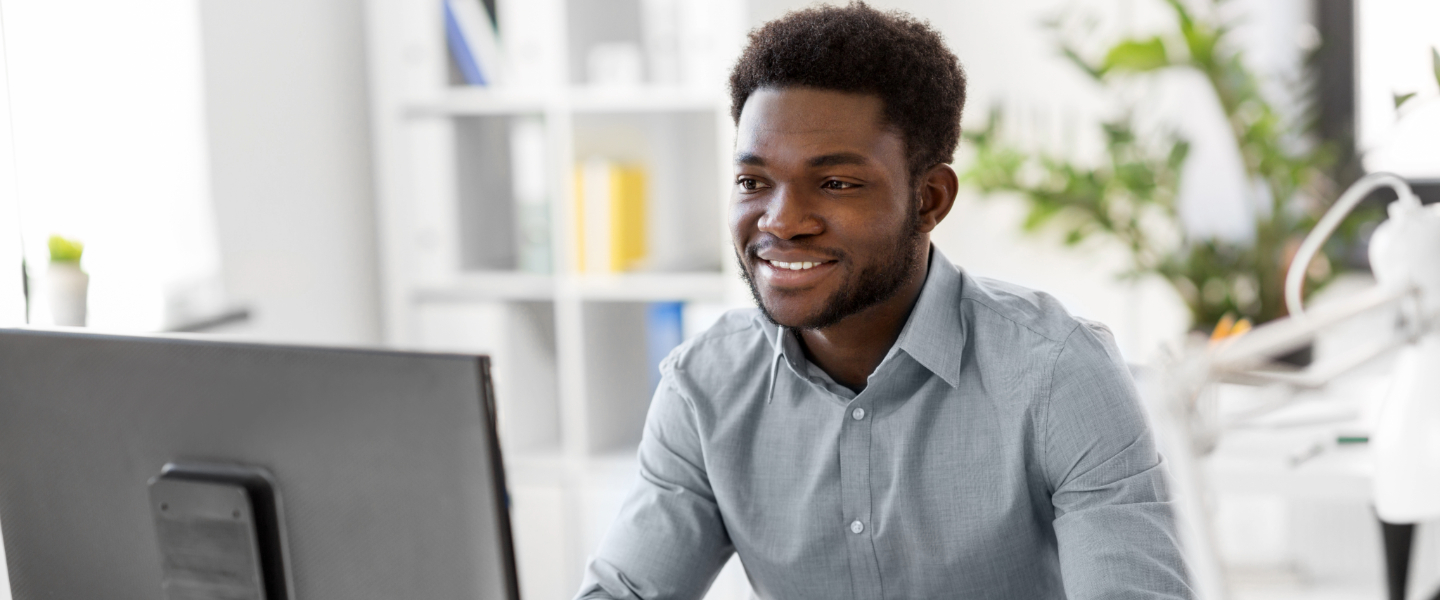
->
[961, 0, 1379, 343]
[47, 234, 88, 327]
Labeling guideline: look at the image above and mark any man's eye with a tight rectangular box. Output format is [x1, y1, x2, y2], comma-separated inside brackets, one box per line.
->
[822, 180, 857, 190]
[738, 178, 768, 191]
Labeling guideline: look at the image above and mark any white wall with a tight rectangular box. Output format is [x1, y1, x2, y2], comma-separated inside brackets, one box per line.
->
[197, 0, 383, 345]
[0, 11, 22, 329]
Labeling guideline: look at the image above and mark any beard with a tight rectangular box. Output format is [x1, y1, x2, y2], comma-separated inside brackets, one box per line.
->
[738, 205, 924, 331]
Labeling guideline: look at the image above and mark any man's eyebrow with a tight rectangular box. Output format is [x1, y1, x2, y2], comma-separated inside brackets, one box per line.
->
[735, 152, 871, 168]
[807, 152, 869, 168]
[736, 152, 766, 166]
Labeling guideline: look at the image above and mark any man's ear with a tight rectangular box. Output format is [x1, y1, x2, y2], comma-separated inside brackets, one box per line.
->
[916, 163, 958, 233]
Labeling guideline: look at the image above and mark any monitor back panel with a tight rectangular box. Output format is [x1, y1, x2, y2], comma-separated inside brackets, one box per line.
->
[0, 329, 516, 600]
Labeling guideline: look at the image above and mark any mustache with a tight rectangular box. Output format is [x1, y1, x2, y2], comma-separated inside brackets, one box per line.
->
[743, 239, 847, 264]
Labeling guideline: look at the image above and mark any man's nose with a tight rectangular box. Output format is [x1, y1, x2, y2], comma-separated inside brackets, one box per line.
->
[757, 186, 823, 240]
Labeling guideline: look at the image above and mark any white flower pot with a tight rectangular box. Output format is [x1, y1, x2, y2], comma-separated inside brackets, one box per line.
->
[47, 263, 89, 327]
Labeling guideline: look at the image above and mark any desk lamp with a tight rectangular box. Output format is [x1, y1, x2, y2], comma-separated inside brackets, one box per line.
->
[1284, 172, 1440, 524]
[1149, 172, 1440, 599]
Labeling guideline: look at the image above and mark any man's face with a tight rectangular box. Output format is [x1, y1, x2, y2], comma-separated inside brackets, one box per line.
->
[731, 87, 924, 330]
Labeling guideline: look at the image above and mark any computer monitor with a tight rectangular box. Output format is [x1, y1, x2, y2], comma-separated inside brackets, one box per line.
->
[0, 328, 519, 600]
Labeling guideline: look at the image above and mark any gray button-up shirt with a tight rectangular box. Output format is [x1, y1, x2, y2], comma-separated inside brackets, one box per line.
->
[577, 249, 1191, 599]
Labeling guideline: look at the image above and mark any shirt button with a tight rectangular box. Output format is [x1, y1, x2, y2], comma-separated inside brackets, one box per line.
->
[851, 407, 865, 420]
[850, 520, 864, 534]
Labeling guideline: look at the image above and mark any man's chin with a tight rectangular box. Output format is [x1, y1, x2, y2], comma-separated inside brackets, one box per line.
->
[757, 296, 836, 330]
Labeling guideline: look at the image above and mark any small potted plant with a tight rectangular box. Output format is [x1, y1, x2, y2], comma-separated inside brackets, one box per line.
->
[47, 234, 87, 326]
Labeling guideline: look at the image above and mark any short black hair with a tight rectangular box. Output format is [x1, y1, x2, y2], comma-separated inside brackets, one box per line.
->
[729, 2, 966, 184]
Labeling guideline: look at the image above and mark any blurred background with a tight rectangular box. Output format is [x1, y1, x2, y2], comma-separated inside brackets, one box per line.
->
[0, 0, 1437, 598]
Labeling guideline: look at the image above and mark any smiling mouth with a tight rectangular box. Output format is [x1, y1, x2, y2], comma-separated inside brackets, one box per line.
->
[752, 256, 840, 291]
[765, 259, 830, 271]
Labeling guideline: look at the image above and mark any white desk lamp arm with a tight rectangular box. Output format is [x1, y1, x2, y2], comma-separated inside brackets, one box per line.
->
[1285, 172, 1422, 318]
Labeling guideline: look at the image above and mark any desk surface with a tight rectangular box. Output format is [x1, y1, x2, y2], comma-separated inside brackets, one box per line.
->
[1203, 372, 1387, 501]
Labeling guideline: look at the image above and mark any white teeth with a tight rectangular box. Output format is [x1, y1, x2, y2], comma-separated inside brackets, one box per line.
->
[767, 260, 822, 271]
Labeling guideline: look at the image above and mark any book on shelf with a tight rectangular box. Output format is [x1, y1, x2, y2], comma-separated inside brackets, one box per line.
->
[443, 0, 505, 86]
[575, 159, 648, 274]
[646, 302, 684, 394]
[511, 117, 550, 273]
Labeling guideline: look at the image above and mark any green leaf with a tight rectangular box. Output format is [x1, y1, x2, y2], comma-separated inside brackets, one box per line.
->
[1022, 202, 1064, 231]
[1167, 140, 1192, 170]
[1061, 46, 1104, 80]
[1102, 37, 1170, 74]
[1433, 47, 1440, 88]
[1182, 22, 1222, 67]
[1162, 0, 1195, 33]
[1395, 91, 1417, 109]
[48, 234, 84, 263]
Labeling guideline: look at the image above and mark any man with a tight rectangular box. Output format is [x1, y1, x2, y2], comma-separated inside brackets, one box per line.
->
[577, 3, 1192, 599]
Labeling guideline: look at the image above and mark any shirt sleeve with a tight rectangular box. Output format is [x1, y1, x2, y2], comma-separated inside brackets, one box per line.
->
[574, 368, 734, 600]
[1044, 321, 1194, 599]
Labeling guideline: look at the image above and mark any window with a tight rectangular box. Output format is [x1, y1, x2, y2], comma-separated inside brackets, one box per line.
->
[1356, 0, 1440, 178]
[2, 0, 222, 330]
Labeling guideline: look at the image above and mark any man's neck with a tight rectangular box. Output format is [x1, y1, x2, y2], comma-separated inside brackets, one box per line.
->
[796, 249, 930, 393]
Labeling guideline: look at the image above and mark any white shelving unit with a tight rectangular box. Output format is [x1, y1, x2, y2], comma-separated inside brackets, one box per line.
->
[361, 0, 750, 597]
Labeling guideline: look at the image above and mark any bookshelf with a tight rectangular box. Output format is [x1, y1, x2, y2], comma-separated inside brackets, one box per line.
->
[361, 0, 750, 596]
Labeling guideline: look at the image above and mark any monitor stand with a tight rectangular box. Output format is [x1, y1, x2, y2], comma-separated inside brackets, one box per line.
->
[148, 462, 292, 600]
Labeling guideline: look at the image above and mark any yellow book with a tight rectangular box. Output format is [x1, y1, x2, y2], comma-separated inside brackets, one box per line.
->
[575, 159, 647, 273]
[609, 164, 646, 271]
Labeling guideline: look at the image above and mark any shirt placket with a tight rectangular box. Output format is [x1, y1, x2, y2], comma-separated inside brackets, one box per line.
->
[839, 394, 883, 599]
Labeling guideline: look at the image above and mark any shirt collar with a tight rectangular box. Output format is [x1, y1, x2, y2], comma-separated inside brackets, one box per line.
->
[892, 247, 966, 388]
[764, 246, 967, 396]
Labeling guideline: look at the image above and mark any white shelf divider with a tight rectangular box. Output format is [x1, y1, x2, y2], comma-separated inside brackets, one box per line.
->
[413, 272, 557, 302]
[403, 86, 723, 118]
[570, 271, 728, 302]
